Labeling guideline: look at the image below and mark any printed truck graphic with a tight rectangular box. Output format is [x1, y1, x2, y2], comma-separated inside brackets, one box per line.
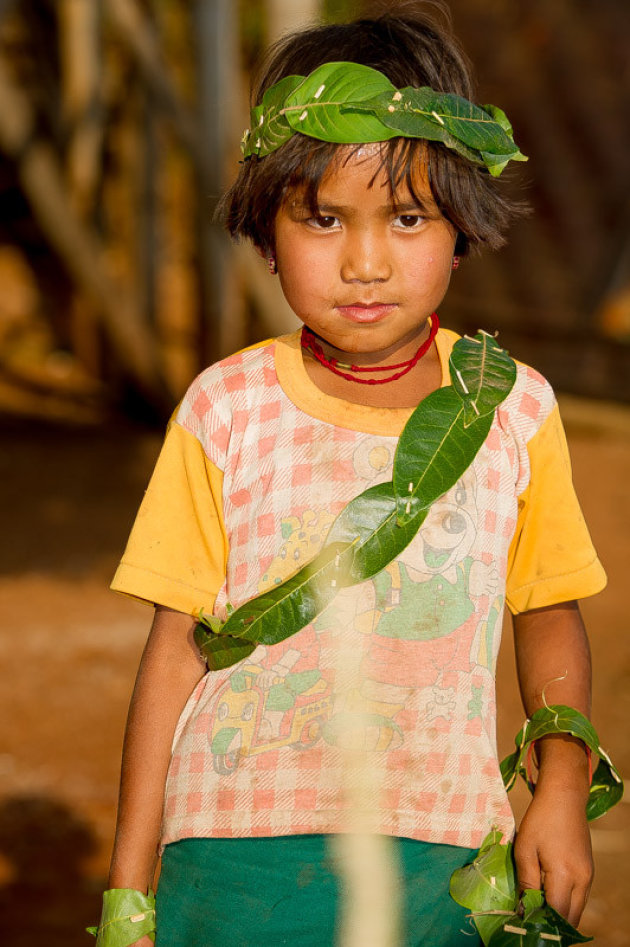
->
[210, 664, 332, 774]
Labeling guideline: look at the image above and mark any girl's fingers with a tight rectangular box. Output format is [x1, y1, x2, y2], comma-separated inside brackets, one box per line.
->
[541, 872, 572, 925]
[514, 845, 542, 896]
[567, 876, 592, 928]
[543, 871, 591, 927]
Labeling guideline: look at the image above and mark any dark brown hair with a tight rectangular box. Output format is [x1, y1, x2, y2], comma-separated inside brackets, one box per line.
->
[218, 12, 525, 256]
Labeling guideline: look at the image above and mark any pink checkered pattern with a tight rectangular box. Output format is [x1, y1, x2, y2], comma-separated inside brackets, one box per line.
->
[161, 337, 557, 850]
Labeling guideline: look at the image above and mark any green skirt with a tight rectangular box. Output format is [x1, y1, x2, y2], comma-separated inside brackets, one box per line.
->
[156, 834, 481, 947]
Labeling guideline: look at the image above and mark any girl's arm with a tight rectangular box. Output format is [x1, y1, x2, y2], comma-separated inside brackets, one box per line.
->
[108, 605, 206, 895]
[512, 600, 593, 927]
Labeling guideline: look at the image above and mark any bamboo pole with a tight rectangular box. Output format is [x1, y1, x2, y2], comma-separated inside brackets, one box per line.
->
[59, 0, 103, 216]
[0, 57, 167, 407]
[105, 0, 206, 170]
[58, 0, 105, 380]
[192, 0, 246, 362]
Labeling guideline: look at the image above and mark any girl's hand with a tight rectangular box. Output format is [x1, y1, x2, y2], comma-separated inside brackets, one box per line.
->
[128, 938, 155, 947]
[514, 781, 593, 927]
[511, 603, 594, 926]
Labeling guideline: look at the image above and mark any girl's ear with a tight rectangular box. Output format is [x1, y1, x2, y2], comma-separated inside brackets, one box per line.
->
[256, 245, 278, 275]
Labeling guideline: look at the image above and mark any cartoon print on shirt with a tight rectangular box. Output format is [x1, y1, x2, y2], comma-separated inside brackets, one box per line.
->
[258, 509, 336, 590]
[209, 468, 501, 770]
[209, 511, 334, 773]
[208, 650, 333, 774]
[351, 438, 394, 483]
[347, 469, 500, 743]
[426, 685, 457, 721]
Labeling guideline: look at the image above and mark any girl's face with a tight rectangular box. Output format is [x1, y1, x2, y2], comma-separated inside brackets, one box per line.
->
[274, 147, 457, 360]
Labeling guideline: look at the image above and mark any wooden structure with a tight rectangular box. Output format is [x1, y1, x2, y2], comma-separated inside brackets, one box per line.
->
[0, 0, 628, 421]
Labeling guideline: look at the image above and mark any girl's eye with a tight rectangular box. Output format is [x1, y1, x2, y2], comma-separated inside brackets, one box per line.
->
[308, 215, 340, 230]
[394, 214, 424, 229]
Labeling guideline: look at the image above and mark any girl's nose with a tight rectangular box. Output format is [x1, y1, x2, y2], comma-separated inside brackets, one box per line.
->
[340, 232, 392, 283]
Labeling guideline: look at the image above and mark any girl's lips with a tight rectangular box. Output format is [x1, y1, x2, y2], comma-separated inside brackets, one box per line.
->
[336, 303, 397, 323]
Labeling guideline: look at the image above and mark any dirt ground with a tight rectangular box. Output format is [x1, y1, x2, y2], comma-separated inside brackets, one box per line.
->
[0, 396, 628, 946]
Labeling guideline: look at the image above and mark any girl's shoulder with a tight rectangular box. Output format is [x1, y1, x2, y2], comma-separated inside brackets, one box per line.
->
[441, 326, 557, 437]
[190, 336, 278, 392]
[503, 356, 557, 434]
[170, 337, 281, 465]
[179, 336, 281, 412]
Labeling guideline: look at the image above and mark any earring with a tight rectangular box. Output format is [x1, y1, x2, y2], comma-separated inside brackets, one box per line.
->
[267, 255, 277, 275]
[452, 256, 461, 270]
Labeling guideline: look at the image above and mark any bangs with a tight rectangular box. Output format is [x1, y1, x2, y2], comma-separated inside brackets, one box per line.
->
[294, 139, 438, 223]
[219, 132, 520, 256]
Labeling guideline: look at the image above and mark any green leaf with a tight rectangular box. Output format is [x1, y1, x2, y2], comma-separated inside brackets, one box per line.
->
[451, 833, 595, 946]
[194, 611, 257, 671]
[482, 104, 514, 136]
[588, 756, 625, 820]
[87, 888, 156, 946]
[392, 386, 494, 521]
[481, 150, 524, 178]
[500, 705, 624, 821]
[449, 331, 517, 426]
[243, 74, 304, 157]
[283, 62, 399, 144]
[214, 482, 427, 655]
[350, 86, 527, 175]
[525, 903, 592, 944]
[487, 896, 593, 946]
[394, 329, 516, 514]
[241, 66, 526, 175]
[195, 610, 225, 636]
[194, 627, 257, 671]
[449, 829, 517, 945]
[219, 541, 355, 646]
[520, 890, 544, 913]
[324, 481, 429, 581]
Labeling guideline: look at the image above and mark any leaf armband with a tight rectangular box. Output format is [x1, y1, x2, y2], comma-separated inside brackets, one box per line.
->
[87, 888, 156, 947]
[501, 704, 624, 821]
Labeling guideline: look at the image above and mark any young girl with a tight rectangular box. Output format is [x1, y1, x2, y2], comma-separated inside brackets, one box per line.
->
[100, 11, 606, 947]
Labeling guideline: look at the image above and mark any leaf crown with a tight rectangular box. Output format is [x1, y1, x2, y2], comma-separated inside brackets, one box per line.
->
[241, 61, 527, 177]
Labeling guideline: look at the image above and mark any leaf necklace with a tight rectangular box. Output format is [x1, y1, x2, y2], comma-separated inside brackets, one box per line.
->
[301, 313, 439, 385]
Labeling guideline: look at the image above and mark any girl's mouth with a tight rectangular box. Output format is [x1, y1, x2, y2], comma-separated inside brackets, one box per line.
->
[336, 303, 397, 323]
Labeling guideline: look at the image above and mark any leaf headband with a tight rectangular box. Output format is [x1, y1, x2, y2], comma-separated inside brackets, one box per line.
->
[241, 61, 527, 177]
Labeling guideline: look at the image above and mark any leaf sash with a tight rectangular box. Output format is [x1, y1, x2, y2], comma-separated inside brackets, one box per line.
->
[195, 331, 516, 669]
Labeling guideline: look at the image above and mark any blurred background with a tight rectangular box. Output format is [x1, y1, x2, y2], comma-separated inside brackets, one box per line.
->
[0, 1, 628, 944]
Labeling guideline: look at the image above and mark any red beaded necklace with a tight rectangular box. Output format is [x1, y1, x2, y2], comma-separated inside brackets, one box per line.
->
[300, 314, 439, 385]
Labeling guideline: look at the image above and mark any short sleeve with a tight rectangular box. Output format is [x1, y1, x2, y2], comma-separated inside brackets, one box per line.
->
[506, 403, 606, 614]
[110, 421, 228, 615]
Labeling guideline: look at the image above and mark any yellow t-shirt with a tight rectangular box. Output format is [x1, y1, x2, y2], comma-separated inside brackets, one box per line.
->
[112, 329, 605, 850]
